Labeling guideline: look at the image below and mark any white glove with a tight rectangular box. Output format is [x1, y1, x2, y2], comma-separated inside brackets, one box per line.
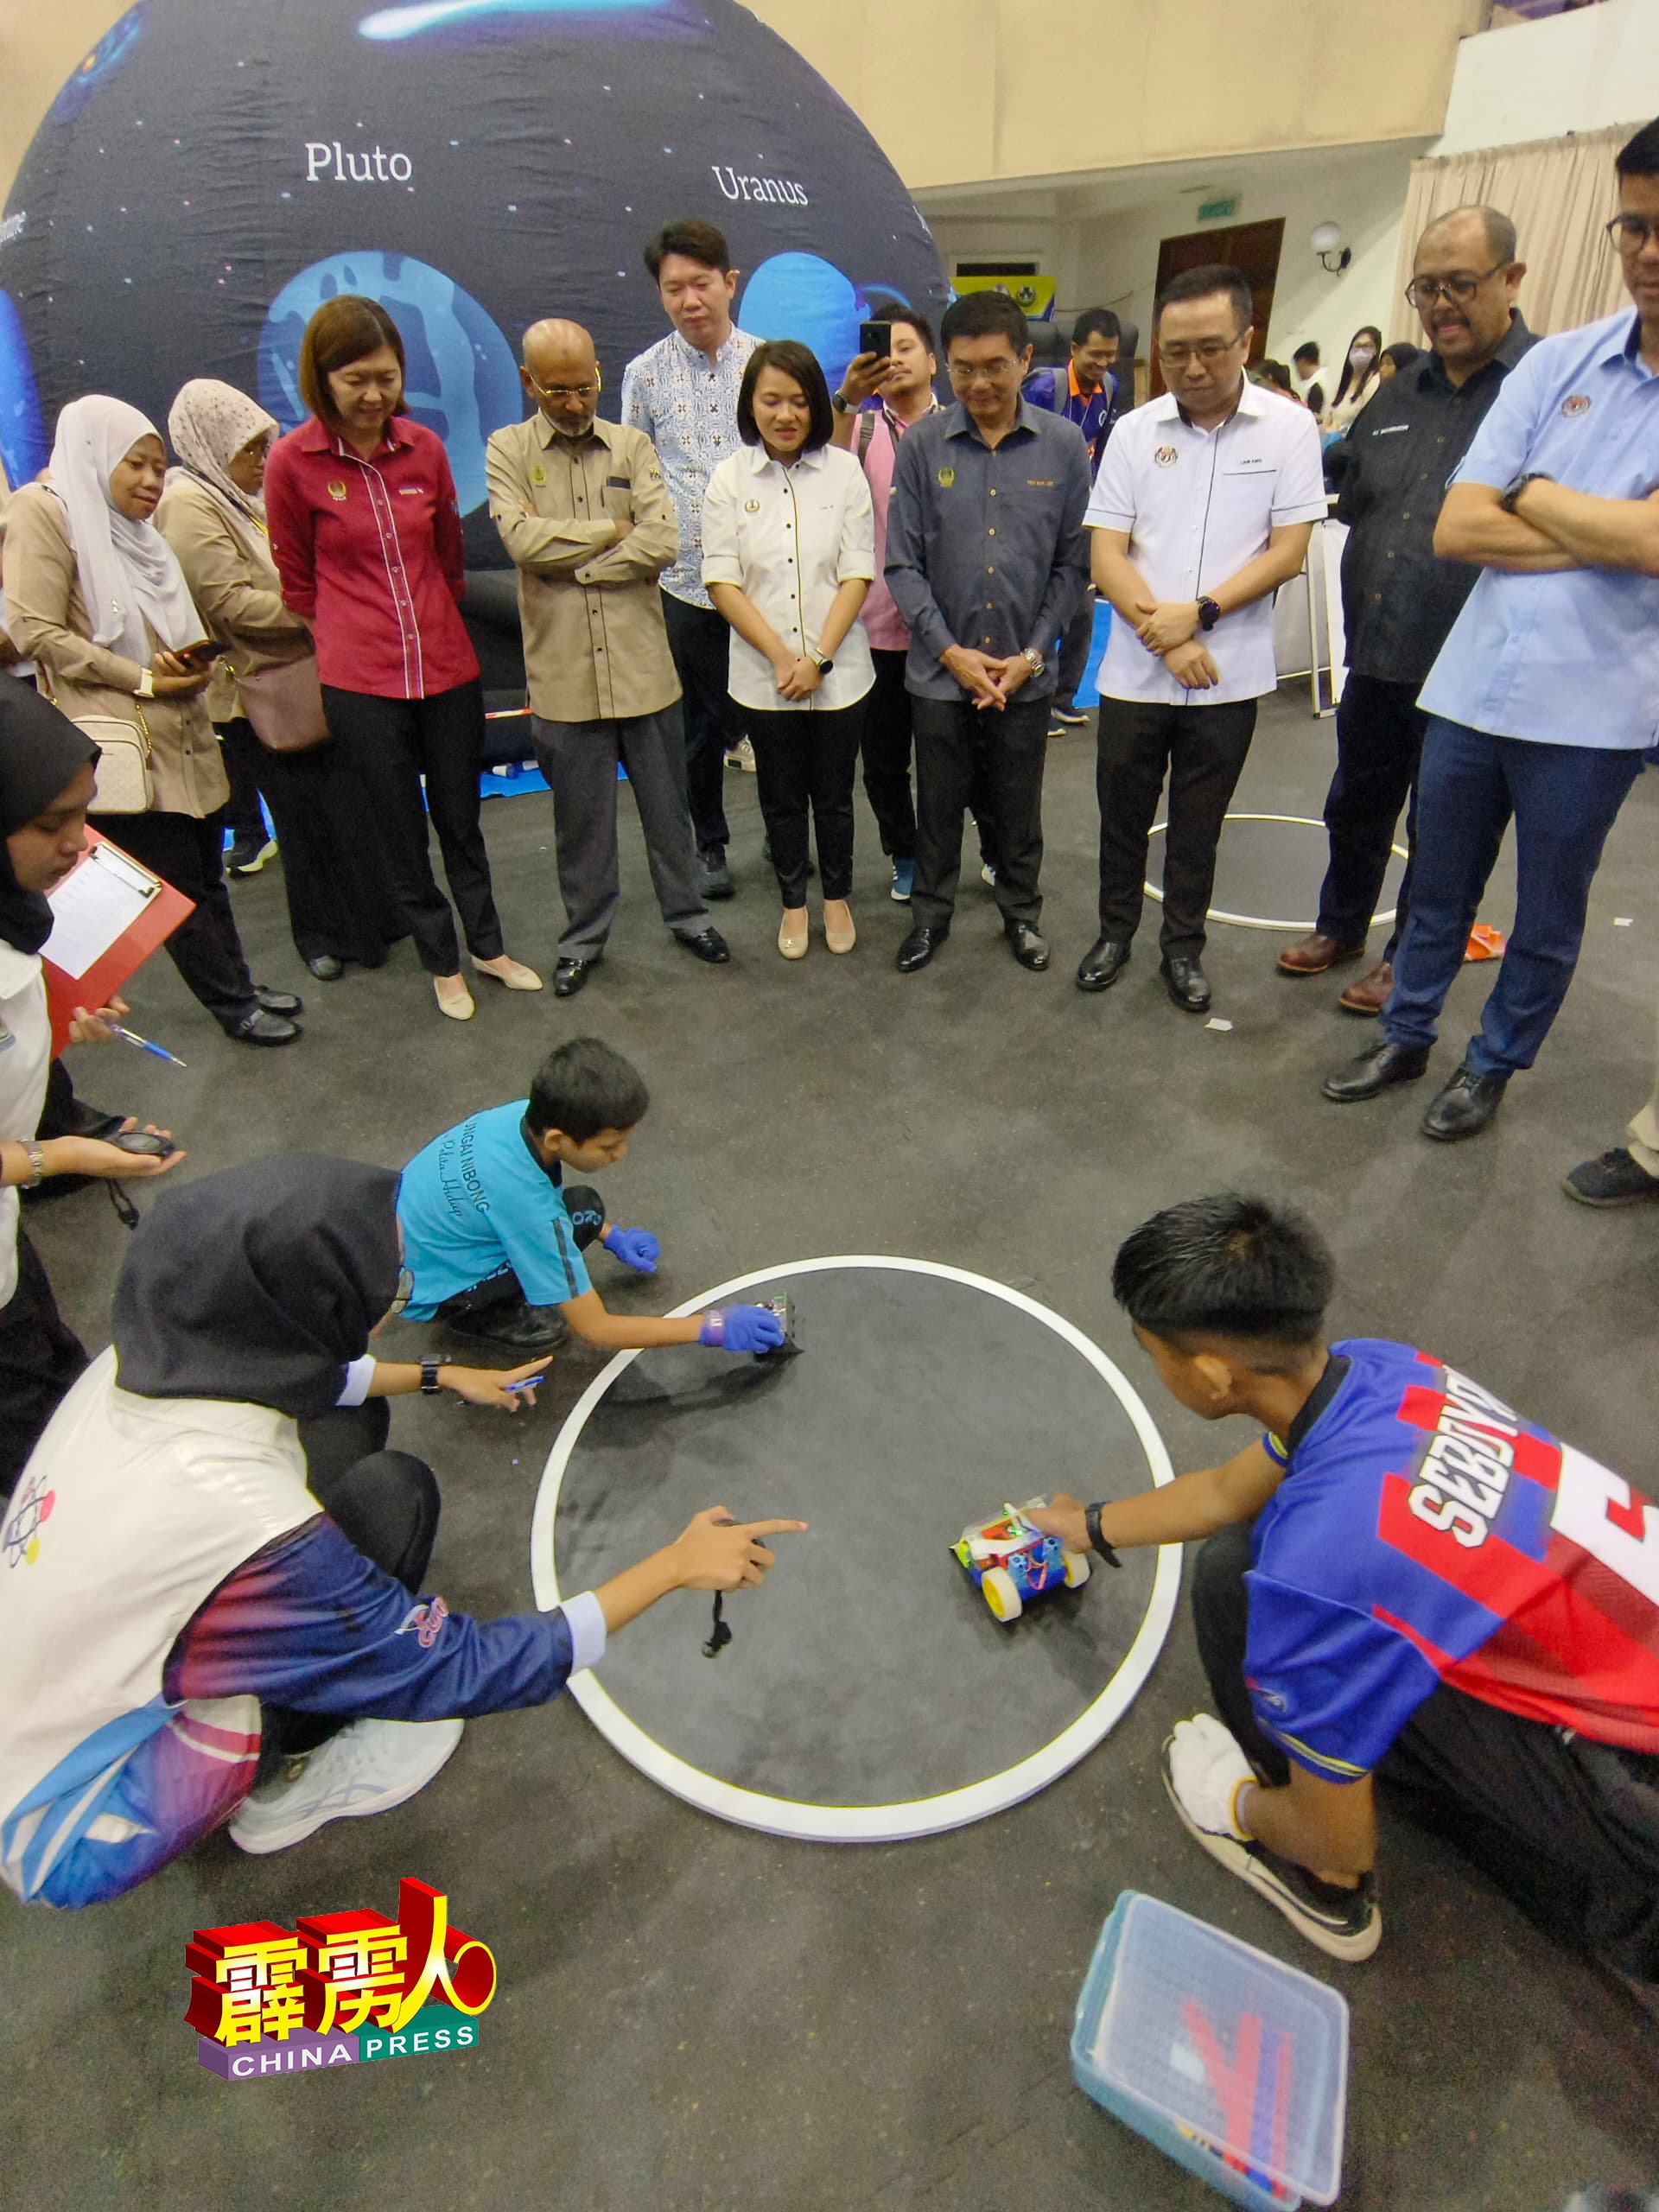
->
[1166, 1713, 1256, 1840]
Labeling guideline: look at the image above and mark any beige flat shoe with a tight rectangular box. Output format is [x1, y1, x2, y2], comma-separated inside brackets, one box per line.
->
[435, 975, 475, 1021]
[823, 899, 856, 955]
[474, 954, 544, 992]
[778, 908, 809, 960]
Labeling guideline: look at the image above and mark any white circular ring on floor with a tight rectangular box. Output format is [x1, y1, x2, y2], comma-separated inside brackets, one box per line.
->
[531, 1255, 1180, 1844]
[1142, 811, 1410, 933]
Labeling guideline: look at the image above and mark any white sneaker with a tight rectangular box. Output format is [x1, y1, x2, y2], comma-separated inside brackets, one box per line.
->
[980, 861, 997, 889]
[726, 737, 757, 774]
[229, 1717, 464, 1855]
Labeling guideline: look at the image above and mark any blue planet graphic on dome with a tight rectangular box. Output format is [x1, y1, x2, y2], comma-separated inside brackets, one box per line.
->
[258, 252, 520, 514]
[50, 5, 149, 123]
[741, 253, 867, 399]
[0, 292, 47, 492]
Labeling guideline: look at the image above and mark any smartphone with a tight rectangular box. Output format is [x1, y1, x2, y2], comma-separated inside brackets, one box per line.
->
[111, 1130, 177, 1159]
[858, 320, 893, 360]
[175, 639, 229, 669]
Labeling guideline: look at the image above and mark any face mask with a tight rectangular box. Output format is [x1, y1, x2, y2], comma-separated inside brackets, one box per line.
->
[1349, 345, 1376, 370]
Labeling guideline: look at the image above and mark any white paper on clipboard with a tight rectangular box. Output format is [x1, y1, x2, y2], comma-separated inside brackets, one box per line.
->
[41, 843, 160, 980]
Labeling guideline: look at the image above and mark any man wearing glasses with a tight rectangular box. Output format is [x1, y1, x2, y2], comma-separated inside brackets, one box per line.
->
[1325, 118, 1659, 1141]
[1278, 207, 1533, 1017]
[885, 291, 1091, 974]
[486, 320, 728, 1000]
[1080, 266, 1325, 1014]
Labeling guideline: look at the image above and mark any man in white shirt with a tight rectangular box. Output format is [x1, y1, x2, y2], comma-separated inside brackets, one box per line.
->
[1080, 266, 1326, 1014]
[620, 219, 759, 901]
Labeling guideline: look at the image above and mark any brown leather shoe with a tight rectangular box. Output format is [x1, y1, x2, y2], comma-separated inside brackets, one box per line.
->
[1277, 931, 1366, 976]
[1338, 960, 1394, 1016]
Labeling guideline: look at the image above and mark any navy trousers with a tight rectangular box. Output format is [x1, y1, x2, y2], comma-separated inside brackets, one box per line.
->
[1383, 717, 1644, 1078]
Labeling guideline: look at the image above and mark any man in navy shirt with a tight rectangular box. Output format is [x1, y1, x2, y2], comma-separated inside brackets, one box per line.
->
[1324, 118, 1659, 1141]
[1032, 1194, 1659, 1973]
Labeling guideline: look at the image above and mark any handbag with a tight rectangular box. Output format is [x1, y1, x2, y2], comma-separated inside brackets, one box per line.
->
[75, 707, 154, 814]
[237, 652, 331, 754]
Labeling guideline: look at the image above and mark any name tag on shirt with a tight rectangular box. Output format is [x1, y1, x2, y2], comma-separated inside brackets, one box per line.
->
[1222, 455, 1277, 474]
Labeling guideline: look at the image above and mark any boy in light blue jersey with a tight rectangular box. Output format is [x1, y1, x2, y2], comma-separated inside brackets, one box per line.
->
[397, 1036, 782, 1358]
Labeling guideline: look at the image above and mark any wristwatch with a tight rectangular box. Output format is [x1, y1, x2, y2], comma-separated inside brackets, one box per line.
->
[19, 1141, 45, 1191]
[830, 390, 855, 416]
[1084, 1503, 1122, 1568]
[1498, 470, 1554, 514]
[136, 668, 156, 699]
[810, 649, 835, 675]
[1021, 646, 1046, 677]
[420, 1356, 443, 1395]
[1196, 595, 1222, 632]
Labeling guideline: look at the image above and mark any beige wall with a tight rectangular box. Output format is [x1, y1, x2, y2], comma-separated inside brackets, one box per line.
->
[6, 0, 1483, 206]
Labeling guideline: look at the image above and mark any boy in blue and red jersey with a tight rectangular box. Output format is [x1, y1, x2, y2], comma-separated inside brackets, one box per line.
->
[1031, 1193, 1659, 1973]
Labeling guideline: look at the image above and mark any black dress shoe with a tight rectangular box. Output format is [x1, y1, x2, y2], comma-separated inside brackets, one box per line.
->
[1006, 922, 1050, 971]
[306, 955, 344, 982]
[445, 1300, 569, 1352]
[1422, 1065, 1508, 1142]
[896, 924, 947, 974]
[1077, 937, 1132, 993]
[697, 847, 734, 900]
[1160, 956, 1211, 1014]
[255, 983, 303, 1015]
[1322, 1038, 1431, 1103]
[554, 957, 594, 999]
[226, 1009, 302, 1047]
[676, 926, 731, 964]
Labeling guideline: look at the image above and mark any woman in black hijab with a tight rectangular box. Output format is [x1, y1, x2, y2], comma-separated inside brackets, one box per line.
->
[0, 1153, 798, 1904]
[0, 682, 184, 1497]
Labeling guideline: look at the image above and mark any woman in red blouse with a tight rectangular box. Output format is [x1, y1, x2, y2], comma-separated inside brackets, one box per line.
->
[264, 297, 541, 1020]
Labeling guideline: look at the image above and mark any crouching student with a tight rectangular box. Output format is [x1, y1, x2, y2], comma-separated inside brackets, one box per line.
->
[0, 1154, 804, 1906]
[1029, 1192, 1659, 1977]
[397, 1033, 786, 1357]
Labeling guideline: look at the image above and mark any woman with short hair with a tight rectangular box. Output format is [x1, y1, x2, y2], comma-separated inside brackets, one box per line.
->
[264, 296, 541, 1020]
[703, 340, 874, 960]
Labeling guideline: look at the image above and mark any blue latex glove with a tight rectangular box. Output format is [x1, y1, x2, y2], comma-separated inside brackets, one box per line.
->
[699, 1304, 785, 1354]
[603, 1224, 660, 1276]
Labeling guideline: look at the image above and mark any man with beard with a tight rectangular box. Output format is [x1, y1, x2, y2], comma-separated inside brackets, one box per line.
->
[486, 320, 728, 999]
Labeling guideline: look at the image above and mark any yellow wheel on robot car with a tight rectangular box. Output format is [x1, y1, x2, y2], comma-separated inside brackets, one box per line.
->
[982, 1566, 1022, 1622]
[1063, 1549, 1091, 1590]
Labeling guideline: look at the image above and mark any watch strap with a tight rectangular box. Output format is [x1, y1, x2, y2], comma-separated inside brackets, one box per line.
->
[1084, 1503, 1122, 1568]
[20, 1141, 45, 1191]
[136, 668, 156, 699]
[1197, 596, 1222, 632]
[420, 1356, 442, 1395]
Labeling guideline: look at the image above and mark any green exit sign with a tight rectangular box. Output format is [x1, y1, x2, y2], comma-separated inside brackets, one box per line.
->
[1198, 197, 1238, 222]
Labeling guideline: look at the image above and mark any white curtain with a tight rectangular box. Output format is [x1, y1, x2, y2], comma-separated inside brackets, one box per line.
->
[1390, 124, 1637, 341]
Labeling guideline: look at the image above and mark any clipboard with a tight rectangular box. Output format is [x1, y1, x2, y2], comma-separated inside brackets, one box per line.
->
[40, 826, 196, 1054]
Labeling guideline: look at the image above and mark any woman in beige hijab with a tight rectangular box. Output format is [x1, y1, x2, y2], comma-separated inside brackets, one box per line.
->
[157, 380, 404, 982]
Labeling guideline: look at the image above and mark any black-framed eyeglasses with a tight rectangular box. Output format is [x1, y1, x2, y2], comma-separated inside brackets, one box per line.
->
[388, 1266, 414, 1319]
[1158, 332, 1248, 369]
[1404, 264, 1508, 310]
[1606, 213, 1659, 253]
[526, 366, 603, 403]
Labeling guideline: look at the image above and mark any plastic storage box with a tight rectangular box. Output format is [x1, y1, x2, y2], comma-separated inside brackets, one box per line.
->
[1071, 1891, 1349, 2208]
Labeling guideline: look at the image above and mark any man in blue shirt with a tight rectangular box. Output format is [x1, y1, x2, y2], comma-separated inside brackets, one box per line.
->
[1324, 118, 1659, 1141]
[397, 1036, 784, 1358]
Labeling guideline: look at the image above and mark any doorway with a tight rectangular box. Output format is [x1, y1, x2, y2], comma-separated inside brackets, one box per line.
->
[1149, 218, 1284, 397]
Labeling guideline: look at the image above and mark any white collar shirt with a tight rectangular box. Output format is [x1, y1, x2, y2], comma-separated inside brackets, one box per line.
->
[701, 443, 876, 714]
[0, 943, 50, 1309]
[1086, 380, 1327, 707]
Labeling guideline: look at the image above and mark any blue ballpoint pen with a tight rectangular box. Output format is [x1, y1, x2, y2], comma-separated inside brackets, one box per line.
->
[111, 1024, 188, 1069]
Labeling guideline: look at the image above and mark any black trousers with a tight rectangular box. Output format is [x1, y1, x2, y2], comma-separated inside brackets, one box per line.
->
[747, 702, 865, 907]
[660, 594, 735, 856]
[1095, 696, 1257, 960]
[219, 720, 406, 968]
[911, 692, 1049, 931]
[321, 681, 503, 976]
[221, 723, 269, 848]
[1314, 671, 1426, 962]
[1194, 1522, 1659, 1979]
[432, 1184, 604, 1318]
[861, 650, 996, 867]
[1054, 589, 1096, 711]
[90, 806, 259, 1027]
[0, 1230, 88, 1503]
[256, 1399, 441, 1778]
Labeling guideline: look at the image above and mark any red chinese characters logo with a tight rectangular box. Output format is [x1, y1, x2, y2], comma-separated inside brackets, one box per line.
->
[187, 1878, 497, 2045]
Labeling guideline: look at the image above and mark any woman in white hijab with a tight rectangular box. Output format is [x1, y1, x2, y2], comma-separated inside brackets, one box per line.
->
[2, 396, 302, 1046]
[157, 380, 404, 984]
